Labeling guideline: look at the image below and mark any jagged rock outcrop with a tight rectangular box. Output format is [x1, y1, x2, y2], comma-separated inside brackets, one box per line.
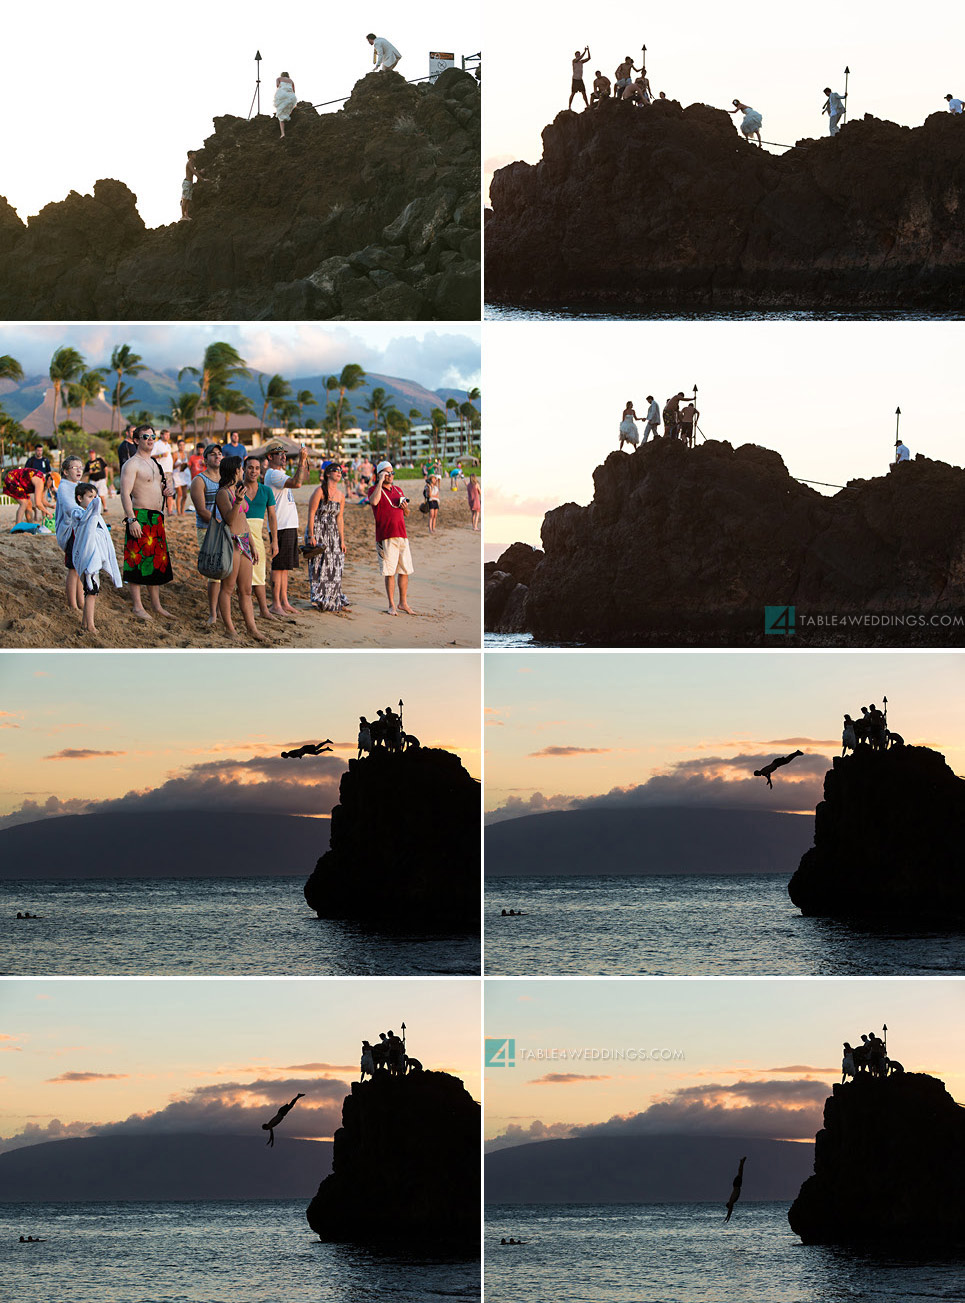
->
[484, 438, 965, 645]
[306, 1070, 479, 1244]
[788, 745, 965, 919]
[484, 543, 544, 634]
[788, 1072, 965, 1245]
[304, 746, 479, 925]
[0, 70, 479, 321]
[486, 101, 965, 311]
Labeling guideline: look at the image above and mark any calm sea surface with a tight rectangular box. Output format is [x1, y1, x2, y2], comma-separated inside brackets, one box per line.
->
[484, 305, 959, 322]
[485, 1203, 965, 1303]
[484, 874, 965, 976]
[1, 1200, 479, 1303]
[1, 877, 479, 976]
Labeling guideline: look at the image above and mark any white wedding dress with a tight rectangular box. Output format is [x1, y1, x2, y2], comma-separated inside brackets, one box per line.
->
[274, 79, 297, 123]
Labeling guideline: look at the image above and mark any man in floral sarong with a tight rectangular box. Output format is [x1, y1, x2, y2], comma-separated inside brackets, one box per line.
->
[119, 425, 174, 621]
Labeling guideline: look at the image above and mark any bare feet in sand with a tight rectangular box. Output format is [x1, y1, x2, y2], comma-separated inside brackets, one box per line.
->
[400, 603, 417, 615]
[133, 609, 152, 621]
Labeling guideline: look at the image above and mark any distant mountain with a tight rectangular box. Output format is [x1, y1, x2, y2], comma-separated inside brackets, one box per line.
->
[485, 807, 813, 875]
[0, 1134, 331, 1202]
[0, 811, 326, 879]
[2, 367, 478, 431]
[486, 1135, 814, 1204]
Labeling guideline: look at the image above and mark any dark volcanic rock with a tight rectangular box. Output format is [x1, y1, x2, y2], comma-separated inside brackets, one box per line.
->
[486, 101, 965, 312]
[788, 1073, 965, 1246]
[484, 544, 544, 634]
[489, 437, 965, 645]
[303, 746, 479, 926]
[0, 70, 479, 320]
[788, 745, 965, 920]
[306, 1070, 479, 1245]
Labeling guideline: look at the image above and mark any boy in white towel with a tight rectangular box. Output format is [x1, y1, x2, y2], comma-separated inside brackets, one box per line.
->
[71, 483, 123, 634]
[55, 455, 86, 613]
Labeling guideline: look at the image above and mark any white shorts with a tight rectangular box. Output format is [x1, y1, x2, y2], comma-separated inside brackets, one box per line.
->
[93, 480, 108, 498]
[376, 536, 413, 577]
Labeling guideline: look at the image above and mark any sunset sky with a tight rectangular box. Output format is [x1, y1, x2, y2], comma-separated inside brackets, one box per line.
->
[485, 651, 965, 819]
[485, 978, 965, 1149]
[484, 321, 964, 556]
[0, 323, 480, 394]
[0, 977, 480, 1153]
[4, 3, 481, 230]
[0, 651, 480, 830]
[484, 0, 964, 200]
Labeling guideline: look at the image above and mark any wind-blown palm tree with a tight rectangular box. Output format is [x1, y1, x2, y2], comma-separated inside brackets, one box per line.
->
[259, 374, 293, 437]
[209, 383, 256, 432]
[429, 406, 448, 458]
[49, 347, 86, 439]
[75, 370, 107, 435]
[296, 389, 317, 426]
[110, 344, 146, 435]
[0, 355, 24, 470]
[169, 392, 200, 438]
[278, 399, 302, 432]
[179, 343, 250, 431]
[334, 364, 366, 436]
[360, 386, 395, 440]
[385, 407, 410, 463]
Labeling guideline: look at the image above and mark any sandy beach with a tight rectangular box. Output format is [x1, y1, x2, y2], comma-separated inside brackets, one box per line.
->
[0, 484, 481, 649]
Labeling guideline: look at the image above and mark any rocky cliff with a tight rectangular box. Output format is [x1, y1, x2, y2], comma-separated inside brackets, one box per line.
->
[303, 746, 480, 925]
[788, 745, 965, 919]
[788, 1072, 965, 1245]
[484, 438, 965, 645]
[0, 70, 479, 321]
[486, 101, 965, 312]
[306, 1070, 479, 1244]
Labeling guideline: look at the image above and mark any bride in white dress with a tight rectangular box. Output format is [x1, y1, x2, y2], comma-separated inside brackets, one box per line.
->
[619, 401, 642, 452]
[273, 72, 298, 138]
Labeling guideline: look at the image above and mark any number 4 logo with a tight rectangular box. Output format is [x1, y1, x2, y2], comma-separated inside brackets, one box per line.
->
[485, 1038, 516, 1068]
[764, 606, 795, 635]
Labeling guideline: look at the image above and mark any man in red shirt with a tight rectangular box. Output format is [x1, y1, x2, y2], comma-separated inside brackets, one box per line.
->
[368, 461, 415, 616]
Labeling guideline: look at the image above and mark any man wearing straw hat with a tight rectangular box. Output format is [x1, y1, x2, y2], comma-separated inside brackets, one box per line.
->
[368, 461, 415, 616]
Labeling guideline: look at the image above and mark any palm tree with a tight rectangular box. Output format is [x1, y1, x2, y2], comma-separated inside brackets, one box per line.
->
[110, 344, 146, 435]
[115, 383, 137, 426]
[296, 389, 317, 426]
[334, 363, 366, 436]
[259, 374, 292, 436]
[74, 370, 107, 436]
[169, 392, 200, 438]
[429, 406, 448, 458]
[0, 353, 25, 470]
[278, 399, 302, 432]
[129, 409, 155, 427]
[361, 386, 395, 438]
[209, 383, 256, 432]
[385, 407, 410, 463]
[178, 342, 250, 430]
[49, 347, 86, 439]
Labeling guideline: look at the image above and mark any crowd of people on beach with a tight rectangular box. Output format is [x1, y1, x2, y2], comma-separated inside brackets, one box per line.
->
[618, 392, 700, 450]
[360, 1029, 422, 1080]
[842, 1031, 903, 1081]
[3, 426, 480, 639]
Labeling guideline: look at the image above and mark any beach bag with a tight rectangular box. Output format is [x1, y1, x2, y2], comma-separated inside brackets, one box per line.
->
[197, 513, 234, 580]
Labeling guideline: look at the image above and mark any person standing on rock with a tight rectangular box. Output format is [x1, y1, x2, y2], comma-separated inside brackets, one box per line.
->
[677, 400, 699, 447]
[731, 100, 763, 147]
[619, 401, 642, 451]
[643, 396, 660, 442]
[368, 461, 415, 616]
[569, 46, 591, 110]
[119, 426, 174, 621]
[663, 392, 686, 440]
[822, 88, 847, 135]
[614, 55, 642, 100]
[180, 152, 205, 222]
[842, 714, 858, 755]
[367, 34, 402, 73]
[945, 94, 963, 114]
[274, 72, 297, 139]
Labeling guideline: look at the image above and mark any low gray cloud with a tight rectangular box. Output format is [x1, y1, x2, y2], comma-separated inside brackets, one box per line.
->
[47, 1072, 129, 1083]
[44, 749, 127, 761]
[486, 751, 829, 824]
[527, 747, 613, 758]
[529, 1074, 612, 1085]
[485, 1118, 575, 1153]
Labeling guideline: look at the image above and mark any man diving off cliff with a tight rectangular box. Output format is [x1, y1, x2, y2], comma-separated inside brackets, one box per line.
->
[262, 1093, 305, 1147]
[724, 1156, 746, 1222]
[281, 740, 333, 759]
[753, 750, 804, 789]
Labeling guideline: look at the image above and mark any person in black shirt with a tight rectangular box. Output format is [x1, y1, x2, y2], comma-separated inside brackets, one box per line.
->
[25, 444, 52, 476]
[84, 447, 112, 514]
[117, 427, 137, 473]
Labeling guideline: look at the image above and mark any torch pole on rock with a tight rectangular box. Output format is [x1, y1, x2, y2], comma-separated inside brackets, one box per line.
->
[895, 406, 901, 462]
[843, 66, 850, 123]
[883, 1023, 887, 1054]
[641, 44, 647, 78]
[248, 50, 263, 120]
[401, 1022, 406, 1055]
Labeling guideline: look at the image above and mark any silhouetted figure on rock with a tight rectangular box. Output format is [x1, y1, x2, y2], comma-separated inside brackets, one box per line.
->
[281, 740, 333, 758]
[358, 717, 373, 758]
[842, 715, 858, 755]
[360, 1041, 376, 1081]
[724, 1156, 746, 1221]
[842, 1043, 857, 1082]
[405, 1056, 423, 1073]
[754, 750, 804, 788]
[262, 1093, 305, 1146]
[731, 99, 763, 146]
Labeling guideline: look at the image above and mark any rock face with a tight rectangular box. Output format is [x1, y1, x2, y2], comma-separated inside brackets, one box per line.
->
[484, 543, 544, 634]
[484, 438, 965, 645]
[306, 1070, 479, 1245]
[788, 1073, 965, 1245]
[788, 745, 965, 919]
[486, 101, 965, 312]
[303, 746, 480, 925]
[0, 70, 479, 321]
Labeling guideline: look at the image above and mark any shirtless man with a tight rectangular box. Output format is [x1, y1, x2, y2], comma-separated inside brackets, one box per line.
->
[663, 392, 686, 441]
[614, 55, 641, 100]
[590, 71, 611, 106]
[677, 402, 699, 447]
[724, 1157, 746, 1222]
[569, 46, 591, 110]
[754, 750, 804, 789]
[119, 425, 174, 620]
[180, 151, 205, 222]
[262, 1093, 305, 1147]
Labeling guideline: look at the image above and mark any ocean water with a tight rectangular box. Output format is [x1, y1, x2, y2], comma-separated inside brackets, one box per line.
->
[1, 877, 480, 976]
[484, 305, 959, 322]
[484, 874, 965, 976]
[485, 1203, 965, 1303]
[1, 1200, 479, 1303]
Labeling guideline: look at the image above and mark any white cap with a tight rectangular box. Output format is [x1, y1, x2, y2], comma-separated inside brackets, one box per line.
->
[376, 461, 394, 474]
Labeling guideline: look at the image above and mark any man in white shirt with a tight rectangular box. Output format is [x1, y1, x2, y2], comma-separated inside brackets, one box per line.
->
[894, 439, 910, 466]
[264, 442, 310, 615]
[643, 395, 660, 442]
[945, 94, 963, 114]
[367, 33, 401, 73]
[822, 87, 847, 135]
[569, 46, 590, 111]
[152, 429, 176, 513]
